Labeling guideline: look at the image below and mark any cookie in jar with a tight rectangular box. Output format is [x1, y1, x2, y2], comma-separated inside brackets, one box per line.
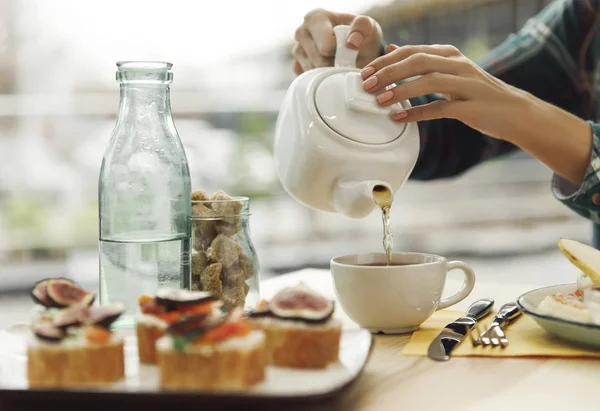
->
[191, 189, 260, 312]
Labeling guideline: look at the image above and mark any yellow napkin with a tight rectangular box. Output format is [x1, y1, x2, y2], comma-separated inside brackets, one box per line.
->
[402, 309, 600, 358]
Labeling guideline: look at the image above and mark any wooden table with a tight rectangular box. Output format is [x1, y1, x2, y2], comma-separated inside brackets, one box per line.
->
[259, 269, 600, 411]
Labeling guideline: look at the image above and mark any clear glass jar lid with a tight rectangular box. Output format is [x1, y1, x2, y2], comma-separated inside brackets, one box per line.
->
[116, 61, 173, 84]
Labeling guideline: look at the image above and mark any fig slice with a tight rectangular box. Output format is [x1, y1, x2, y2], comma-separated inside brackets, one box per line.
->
[269, 284, 334, 323]
[155, 288, 218, 309]
[166, 314, 211, 337]
[53, 304, 90, 329]
[46, 279, 95, 308]
[88, 303, 125, 329]
[31, 278, 76, 307]
[246, 304, 273, 319]
[32, 320, 65, 343]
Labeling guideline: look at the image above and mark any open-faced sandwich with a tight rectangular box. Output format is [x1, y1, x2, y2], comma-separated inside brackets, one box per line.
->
[537, 238, 600, 323]
[136, 289, 223, 364]
[27, 277, 125, 387]
[156, 306, 266, 390]
[246, 283, 341, 369]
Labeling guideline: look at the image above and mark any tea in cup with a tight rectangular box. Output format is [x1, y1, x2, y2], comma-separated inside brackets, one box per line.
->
[330, 252, 476, 334]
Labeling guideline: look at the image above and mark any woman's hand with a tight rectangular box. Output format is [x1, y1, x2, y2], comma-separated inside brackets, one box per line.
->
[292, 9, 384, 75]
[362, 44, 531, 141]
[363, 43, 593, 186]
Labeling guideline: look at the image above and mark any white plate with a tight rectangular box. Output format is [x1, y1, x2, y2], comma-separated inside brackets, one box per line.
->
[517, 284, 600, 350]
[0, 324, 373, 405]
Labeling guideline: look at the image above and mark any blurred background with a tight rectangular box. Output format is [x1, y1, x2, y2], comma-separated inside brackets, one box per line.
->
[0, 0, 592, 300]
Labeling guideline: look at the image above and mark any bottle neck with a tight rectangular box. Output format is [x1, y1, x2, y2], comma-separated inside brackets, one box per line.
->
[116, 84, 173, 125]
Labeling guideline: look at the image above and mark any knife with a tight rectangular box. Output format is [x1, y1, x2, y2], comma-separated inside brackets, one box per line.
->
[478, 302, 521, 347]
[427, 298, 495, 361]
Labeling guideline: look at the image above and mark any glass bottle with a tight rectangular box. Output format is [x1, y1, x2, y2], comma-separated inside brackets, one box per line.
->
[191, 195, 260, 312]
[98, 61, 191, 328]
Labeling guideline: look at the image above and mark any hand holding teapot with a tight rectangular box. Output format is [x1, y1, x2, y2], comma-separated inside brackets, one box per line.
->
[274, 25, 421, 219]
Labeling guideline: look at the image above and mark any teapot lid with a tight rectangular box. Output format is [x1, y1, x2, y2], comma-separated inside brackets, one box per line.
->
[315, 72, 407, 145]
[313, 25, 407, 145]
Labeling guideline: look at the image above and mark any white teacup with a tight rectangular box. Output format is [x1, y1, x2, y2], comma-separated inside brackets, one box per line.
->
[330, 252, 476, 334]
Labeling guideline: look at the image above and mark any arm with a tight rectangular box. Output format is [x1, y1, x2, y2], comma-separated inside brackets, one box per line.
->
[405, 0, 595, 181]
[290, 4, 599, 221]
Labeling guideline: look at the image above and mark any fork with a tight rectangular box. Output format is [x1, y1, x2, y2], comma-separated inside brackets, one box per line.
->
[470, 302, 521, 348]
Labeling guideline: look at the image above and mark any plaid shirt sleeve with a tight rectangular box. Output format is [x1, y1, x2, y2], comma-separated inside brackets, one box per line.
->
[405, 0, 600, 222]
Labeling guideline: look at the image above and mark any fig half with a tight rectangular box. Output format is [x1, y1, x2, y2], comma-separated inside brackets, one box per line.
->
[269, 284, 334, 323]
[246, 304, 272, 319]
[156, 288, 218, 310]
[53, 304, 90, 329]
[88, 303, 125, 329]
[166, 314, 211, 337]
[32, 320, 65, 343]
[31, 278, 76, 307]
[46, 279, 95, 308]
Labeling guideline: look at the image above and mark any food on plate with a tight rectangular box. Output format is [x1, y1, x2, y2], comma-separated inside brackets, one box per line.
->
[537, 239, 600, 323]
[156, 306, 266, 390]
[537, 292, 593, 323]
[558, 238, 600, 285]
[190, 188, 255, 310]
[136, 288, 222, 364]
[246, 283, 341, 369]
[27, 295, 125, 387]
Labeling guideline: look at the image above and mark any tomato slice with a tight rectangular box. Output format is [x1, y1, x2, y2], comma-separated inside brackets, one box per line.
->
[137, 295, 154, 305]
[157, 311, 181, 324]
[140, 301, 164, 315]
[177, 300, 221, 315]
[85, 325, 111, 344]
[201, 321, 252, 343]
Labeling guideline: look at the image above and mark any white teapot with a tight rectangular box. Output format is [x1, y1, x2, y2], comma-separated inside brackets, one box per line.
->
[273, 25, 420, 219]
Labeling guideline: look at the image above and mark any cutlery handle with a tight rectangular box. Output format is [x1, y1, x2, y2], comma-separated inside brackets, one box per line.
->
[494, 302, 521, 326]
[465, 298, 494, 320]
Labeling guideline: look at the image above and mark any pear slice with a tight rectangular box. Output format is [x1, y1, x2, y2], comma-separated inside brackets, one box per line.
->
[558, 238, 600, 285]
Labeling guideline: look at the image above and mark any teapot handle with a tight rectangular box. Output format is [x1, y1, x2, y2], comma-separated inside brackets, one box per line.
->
[333, 25, 359, 68]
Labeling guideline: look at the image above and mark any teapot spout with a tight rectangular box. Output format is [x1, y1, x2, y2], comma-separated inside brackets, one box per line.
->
[331, 179, 393, 219]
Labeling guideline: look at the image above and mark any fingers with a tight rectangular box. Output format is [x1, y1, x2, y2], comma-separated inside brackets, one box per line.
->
[364, 44, 463, 79]
[375, 73, 470, 107]
[386, 44, 399, 53]
[347, 15, 378, 50]
[362, 53, 473, 94]
[294, 27, 335, 69]
[391, 100, 464, 123]
[292, 43, 313, 73]
[304, 9, 337, 57]
[293, 60, 303, 76]
[293, 8, 344, 74]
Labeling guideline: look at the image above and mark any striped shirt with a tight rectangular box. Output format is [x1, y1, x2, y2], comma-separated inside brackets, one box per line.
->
[405, 0, 600, 246]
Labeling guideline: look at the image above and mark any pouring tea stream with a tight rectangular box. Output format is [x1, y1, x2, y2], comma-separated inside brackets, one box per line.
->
[273, 25, 420, 260]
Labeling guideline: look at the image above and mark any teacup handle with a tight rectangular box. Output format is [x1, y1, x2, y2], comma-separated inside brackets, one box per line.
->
[437, 261, 476, 310]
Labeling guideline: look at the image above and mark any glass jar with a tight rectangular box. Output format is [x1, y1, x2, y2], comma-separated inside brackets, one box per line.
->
[98, 61, 191, 328]
[190, 193, 259, 312]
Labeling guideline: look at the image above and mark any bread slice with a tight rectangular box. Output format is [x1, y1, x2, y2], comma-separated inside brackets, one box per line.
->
[136, 316, 167, 364]
[27, 336, 125, 387]
[251, 317, 342, 369]
[156, 330, 266, 390]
